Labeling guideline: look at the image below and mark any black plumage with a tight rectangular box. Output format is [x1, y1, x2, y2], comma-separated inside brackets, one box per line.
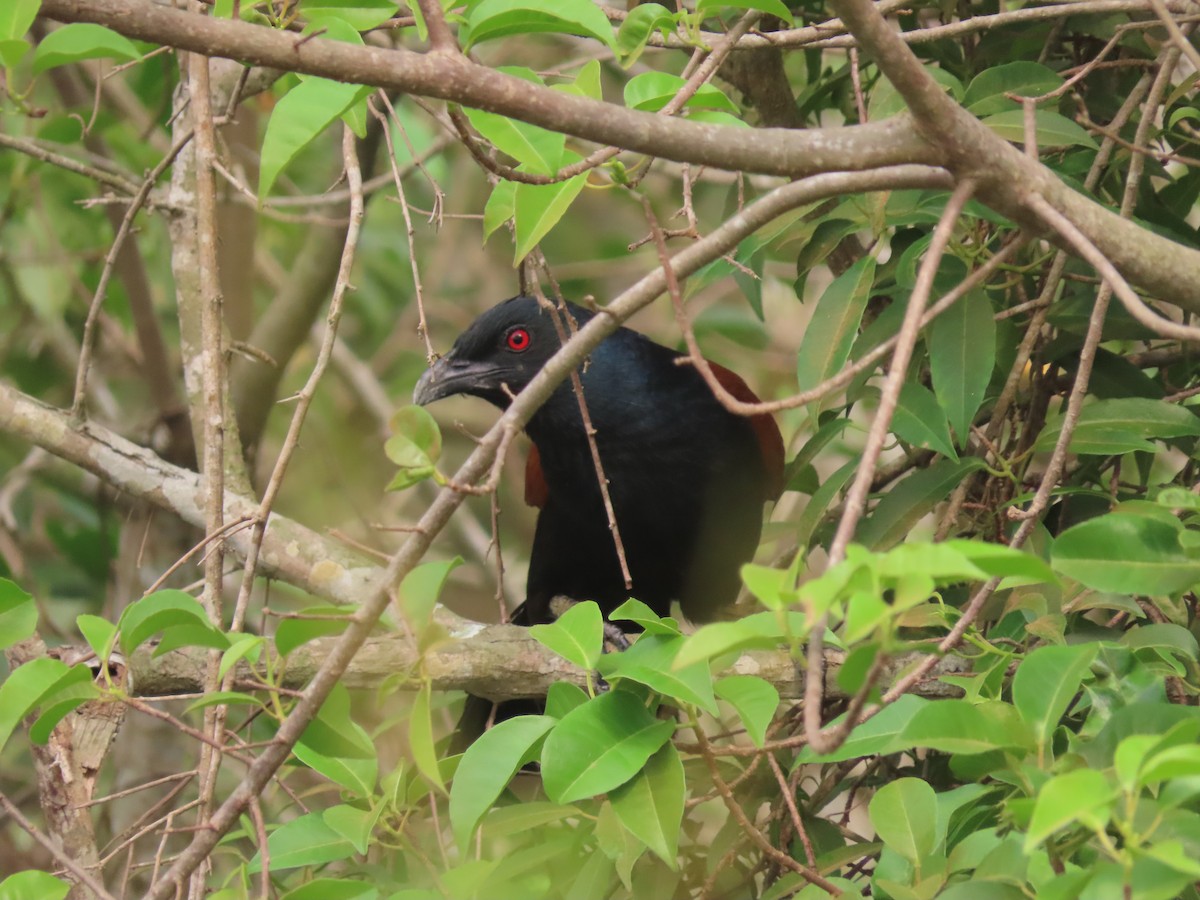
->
[413, 295, 784, 627]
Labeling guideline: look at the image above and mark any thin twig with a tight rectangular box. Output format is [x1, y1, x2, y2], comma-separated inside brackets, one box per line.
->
[0, 792, 118, 900]
[71, 131, 194, 417]
[804, 180, 977, 756]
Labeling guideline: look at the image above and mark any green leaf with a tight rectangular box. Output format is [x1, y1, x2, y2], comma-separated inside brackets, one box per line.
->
[409, 682, 446, 794]
[857, 458, 986, 550]
[0, 870, 70, 900]
[794, 459, 855, 551]
[615, 2, 674, 66]
[0, 579, 37, 652]
[218, 634, 263, 681]
[29, 667, 97, 744]
[940, 540, 1056, 584]
[981, 109, 1098, 149]
[463, 0, 616, 50]
[892, 381, 958, 459]
[398, 557, 462, 627]
[259, 78, 369, 200]
[740, 564, 795, 612]
[929, 291, 994, 441]
[512, 172, 588, 264]
[299, 0, 400, 30]
[483, 179, 516, 240]
[795, 256, 876, 406]
[280, 877, 378, 900]
[0, 0, 40, 42]
[294, 736, 378, 796]
[623, 72, 739, 114]
[609, 599, 680, 636]
[964, 62, 1065, 116]
[1012, 643, 1097, 760]
[32, 23, 141, 75]
[325, 805, 379, 856]
[75, 613, 116, 663]
[385, 405, 443, 491]
[870, 68, 963, 120]
[546, 681, 588, 718]
[248, 811, 357, 872]
[599, 634, 717, 714]
[117, 589, 220, 655]
[1052, 513, 1200, 595]
[1037, 398, 1200, 456]
[695, 0, 793, 26]
[274, 605, 352, 657]
[714, 676, 778, 747]
[541, 691, 675, 803]
[0, 658, 75, 753]
[797, 694, 929, 762]
[154, 622, 229, 656]
[610, 742, 685, 867]
[869, 778, 938, 865]
[901, 700, 1030, 754]
[673, 611, 794, 669]
[464, 95, 565, 175]
[530, 600, 603, 670]
[303, 688, 372, 760]
[450, 715, 556, 849]
[0, 38, 29, 69]
[1024, 769, 1114, 850]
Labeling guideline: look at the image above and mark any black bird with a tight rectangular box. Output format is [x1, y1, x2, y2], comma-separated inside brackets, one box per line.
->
[413, 295, 784, 628]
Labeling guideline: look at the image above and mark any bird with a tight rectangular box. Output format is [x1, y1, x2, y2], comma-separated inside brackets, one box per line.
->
[413, 295, 785, 629]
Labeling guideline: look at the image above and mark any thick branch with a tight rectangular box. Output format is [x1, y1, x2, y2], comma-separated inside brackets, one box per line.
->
[126, 630, 968, 703]
[37, 0, 1200, 316]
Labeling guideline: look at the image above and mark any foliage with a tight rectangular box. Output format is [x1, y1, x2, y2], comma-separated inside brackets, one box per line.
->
[2, 0, 1200, 897]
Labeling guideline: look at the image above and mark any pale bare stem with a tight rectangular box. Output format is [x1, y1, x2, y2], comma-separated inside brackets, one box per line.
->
[767, 752, 813, 866]
[377, 91, 445, 226]
[1023, 97, 1038, 159]
[224, 123, 364, 654]
[802, 179, 976, 754]
[186, 21, 228, 897]
[0, 133, 140, 192]
[690, 726, 841, 894]
[79, 771, 196, 810]
[849, 47, 867, 123]
[71, 132, 194, 418]
[528, 274, 634, 589]
[140, 517, 256, 596]
[798, 0, 1195, 50]
[248, 797, 270, 900]
[415, 0, 458, 52]
[1028, 195, 1200, 342]
[443, 424, 518, 495]
[826, 179, 978, 565]
[371, 96, 435, 361]
[1146, 0, 1200, 75]
[0, 792, 118, 900]
[489, 493, 508, 623]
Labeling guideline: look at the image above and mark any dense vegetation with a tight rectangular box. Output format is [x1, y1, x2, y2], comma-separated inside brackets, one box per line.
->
[2, 0, 1200, 897]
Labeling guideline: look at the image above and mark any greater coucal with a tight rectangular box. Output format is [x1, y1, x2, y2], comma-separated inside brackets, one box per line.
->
[413, 295, 784, 628]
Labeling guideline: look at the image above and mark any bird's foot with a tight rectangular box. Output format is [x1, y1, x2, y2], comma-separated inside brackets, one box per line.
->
[603, 621, 631, 652]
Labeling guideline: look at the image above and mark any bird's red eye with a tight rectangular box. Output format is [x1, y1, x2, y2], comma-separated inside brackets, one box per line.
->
[506, 327, 531, 352]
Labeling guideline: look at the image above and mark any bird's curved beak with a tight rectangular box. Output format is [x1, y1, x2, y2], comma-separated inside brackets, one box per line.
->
[413, 354, 505, 406]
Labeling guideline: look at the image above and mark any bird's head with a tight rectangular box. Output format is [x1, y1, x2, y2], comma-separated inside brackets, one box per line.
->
[412, 296, 569, 409]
